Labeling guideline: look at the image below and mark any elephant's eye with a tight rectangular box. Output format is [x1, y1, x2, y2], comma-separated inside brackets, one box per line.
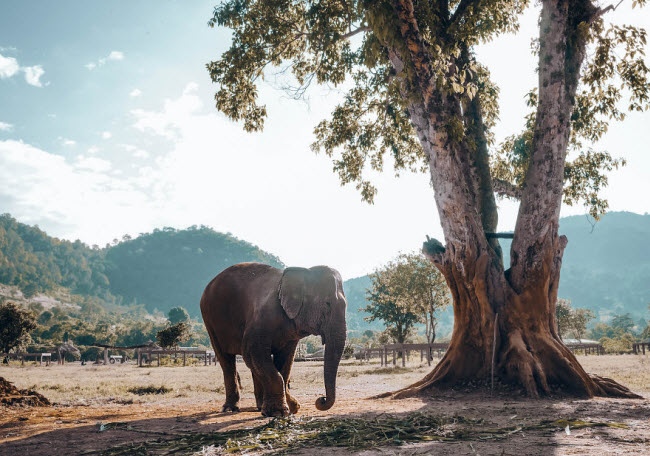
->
[325, 301, 331, 307]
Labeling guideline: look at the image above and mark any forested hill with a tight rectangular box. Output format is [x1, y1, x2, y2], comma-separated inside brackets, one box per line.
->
[104, 227, 284, 315]
[499, 211, 650, 319]
[0, 214, 284, 316]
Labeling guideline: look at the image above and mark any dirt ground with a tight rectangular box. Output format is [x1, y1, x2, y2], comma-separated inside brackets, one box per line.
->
[0, 354, 648, 455]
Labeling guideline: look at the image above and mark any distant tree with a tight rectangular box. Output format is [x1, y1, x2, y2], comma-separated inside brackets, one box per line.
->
[168, 306, 190, 325]
[397, 253, 450, 344]
[156, 322, 191, 349]
[601, 333, 636, 354]
[74, 334, 97, 346]
[0, 301, 37, 353]
[364, 261, 420, 344]
[37, 310, 53, 325]
[610, 313, 635, 334]
[364, 254, 450, 345]
[555, 299, 595, 341]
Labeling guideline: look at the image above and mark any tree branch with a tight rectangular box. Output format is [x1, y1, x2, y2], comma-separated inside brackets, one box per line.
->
[593, 0, 625, 21]
[493, 178, 522, 199]
[391, 0, 437, 106]
[340, 26, 371, 40]
[450, 0, 475, 26]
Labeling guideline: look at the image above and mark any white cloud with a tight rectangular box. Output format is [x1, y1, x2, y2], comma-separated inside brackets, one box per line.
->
[129, 88, 142, 97]
[87, 145, 100, 155]
[120, 143, 149, 159]
[0, 139, 155, 243]
[86, 51, 125, 70]
[0, 121, 13, 132]
[23, 65, 45, 87]
[60, 138, 76, 146]
[107, 51, 124, 61]
[0, 53, 19, 78]
[102, 131, 112, 139]
[131, 82, 202, 139]
[0, 52, 46, 87]
[75, 155, 112, 172]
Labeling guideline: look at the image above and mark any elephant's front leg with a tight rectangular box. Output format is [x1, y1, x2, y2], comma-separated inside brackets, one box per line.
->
[249, 343, 289, 417]
[273, 341, 300, 414]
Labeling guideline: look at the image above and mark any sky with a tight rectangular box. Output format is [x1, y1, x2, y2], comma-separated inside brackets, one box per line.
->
[1, 1, 649, 280]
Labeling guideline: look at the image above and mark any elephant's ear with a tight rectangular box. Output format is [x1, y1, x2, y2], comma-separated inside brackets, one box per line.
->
[279, 267, 307, 319]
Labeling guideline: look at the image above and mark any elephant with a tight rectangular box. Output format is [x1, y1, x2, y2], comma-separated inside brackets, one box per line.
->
[200, 262, 347, 417]
[56, 342, 80, 365]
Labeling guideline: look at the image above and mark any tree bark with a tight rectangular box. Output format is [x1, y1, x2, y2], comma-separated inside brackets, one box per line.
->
[382, 0, 640, 399]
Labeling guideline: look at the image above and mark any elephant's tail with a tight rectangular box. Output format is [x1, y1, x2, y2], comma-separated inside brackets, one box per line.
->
[236, 372, 242, 390]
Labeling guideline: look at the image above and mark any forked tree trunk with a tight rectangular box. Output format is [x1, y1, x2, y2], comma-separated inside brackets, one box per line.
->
[383, 0, 640, 399]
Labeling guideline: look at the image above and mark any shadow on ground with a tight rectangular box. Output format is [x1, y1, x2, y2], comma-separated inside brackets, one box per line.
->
[1, 390, 648, 456]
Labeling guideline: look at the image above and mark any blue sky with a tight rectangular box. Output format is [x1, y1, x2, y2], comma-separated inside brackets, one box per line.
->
[1, 1, 649, 279]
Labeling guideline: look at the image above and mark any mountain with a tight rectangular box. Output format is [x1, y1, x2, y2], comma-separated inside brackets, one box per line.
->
[497, 211, 650, 319]
[104, 226, 284, 315]
[552, 212, 649, 318]
[1, 211, 648, 326]
[0, 214, 284, 316]
[0, 214, 111, 299]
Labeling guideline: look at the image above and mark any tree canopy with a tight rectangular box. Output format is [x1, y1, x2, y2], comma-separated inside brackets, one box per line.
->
[208, 0, 649, 217]
[0, 301, 37, 353]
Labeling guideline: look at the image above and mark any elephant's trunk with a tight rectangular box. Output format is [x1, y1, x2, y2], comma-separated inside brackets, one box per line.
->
[315, 320, 346, 411]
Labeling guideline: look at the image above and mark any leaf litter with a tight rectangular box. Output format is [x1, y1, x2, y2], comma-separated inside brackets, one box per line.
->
[91, 413, 632, 455]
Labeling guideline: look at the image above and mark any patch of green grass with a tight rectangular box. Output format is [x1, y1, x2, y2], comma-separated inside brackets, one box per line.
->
[126, 385, 171, 395]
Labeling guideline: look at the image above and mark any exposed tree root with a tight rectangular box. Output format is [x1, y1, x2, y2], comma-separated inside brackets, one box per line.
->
[381, 328, 641, 401]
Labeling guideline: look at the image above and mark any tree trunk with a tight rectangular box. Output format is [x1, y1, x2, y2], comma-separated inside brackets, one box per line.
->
[383, 0, 639, 399]
[387, 236, 638, 399]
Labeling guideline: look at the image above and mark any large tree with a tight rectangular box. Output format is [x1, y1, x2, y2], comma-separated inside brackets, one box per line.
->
[208, 0, 648, 398]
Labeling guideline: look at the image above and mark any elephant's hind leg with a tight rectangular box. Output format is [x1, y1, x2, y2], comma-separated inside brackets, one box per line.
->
[217, 353, 240, 412]
[252, 373, 264, 411]
[274, 341, 300, 414]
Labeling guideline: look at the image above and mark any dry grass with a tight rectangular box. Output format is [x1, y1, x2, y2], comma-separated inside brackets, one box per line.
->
[2, 353, 647, 407]
[578, 354, 650, 392]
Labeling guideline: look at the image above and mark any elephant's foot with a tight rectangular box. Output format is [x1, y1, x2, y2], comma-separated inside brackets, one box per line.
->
[255, 395, 263, 411]
[261, 396, 289, 417]
[222, 403, 240, 413]
[286, 393, 300, 414]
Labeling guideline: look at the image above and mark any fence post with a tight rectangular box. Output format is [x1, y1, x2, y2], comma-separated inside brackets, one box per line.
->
[402, 347, 406, 367]
[392, 349, 396, 366]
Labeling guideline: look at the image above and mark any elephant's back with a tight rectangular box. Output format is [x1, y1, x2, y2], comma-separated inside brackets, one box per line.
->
[200, 263, 282, 352]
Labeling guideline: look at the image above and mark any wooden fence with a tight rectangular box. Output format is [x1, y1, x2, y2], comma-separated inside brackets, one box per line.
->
[356, 340, 606, 368]
[632, 342, 649, 355]
[358, 343, 450, 367]
[1, 352, 52, 366]
[135, 348, 216, 367]
[565, 342, 604, 355]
